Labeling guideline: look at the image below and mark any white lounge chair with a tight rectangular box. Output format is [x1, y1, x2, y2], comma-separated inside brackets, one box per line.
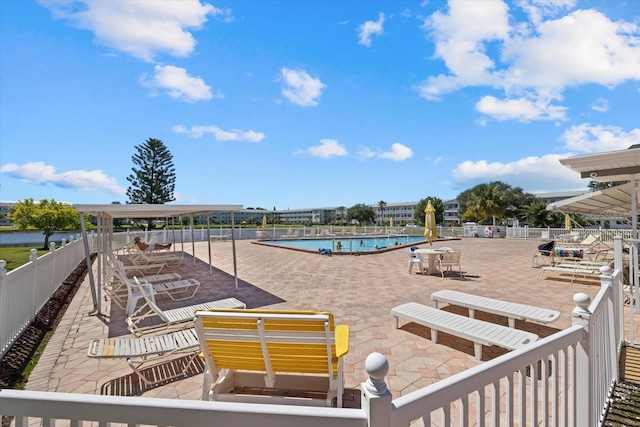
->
[129, 246, 184, 266]
[126, 277, 245, 336]
[87, 327, 201, 387]
[102, 261, 182, 312]
[111, 269, 200, 316]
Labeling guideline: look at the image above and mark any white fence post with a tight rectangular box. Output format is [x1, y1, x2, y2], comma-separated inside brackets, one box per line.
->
[361, 352, 392, 427]
[572, 292, 592, 427]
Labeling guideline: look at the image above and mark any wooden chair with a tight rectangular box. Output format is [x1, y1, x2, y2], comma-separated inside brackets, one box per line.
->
[194, 309, 350, 407]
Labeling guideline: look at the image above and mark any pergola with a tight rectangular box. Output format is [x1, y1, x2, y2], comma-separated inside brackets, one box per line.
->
[74, 204, 243, 316]
[549, 145, 640, 238]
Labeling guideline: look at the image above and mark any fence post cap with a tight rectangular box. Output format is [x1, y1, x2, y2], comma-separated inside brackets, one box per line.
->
[364, 352, 389, 395]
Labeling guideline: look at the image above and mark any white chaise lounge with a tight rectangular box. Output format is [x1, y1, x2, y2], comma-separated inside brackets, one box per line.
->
[431, 290, 560, 328]
[87, 328, 201, 387]
[391, 302, 538, 360]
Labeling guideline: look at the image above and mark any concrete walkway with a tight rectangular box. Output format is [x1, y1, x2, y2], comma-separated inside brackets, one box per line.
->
[25, 237, 638, 404]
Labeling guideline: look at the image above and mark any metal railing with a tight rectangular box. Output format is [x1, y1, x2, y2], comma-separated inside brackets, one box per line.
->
[1, 265, 626, 427]
[0, 236, 89, 358]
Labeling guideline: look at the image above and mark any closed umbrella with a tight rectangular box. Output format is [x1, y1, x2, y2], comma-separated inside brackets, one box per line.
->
[262, 214, 267, 229]
[424, 201, 437, 248]
[389, 216, 394, 228]
[564, 214, 572, 232]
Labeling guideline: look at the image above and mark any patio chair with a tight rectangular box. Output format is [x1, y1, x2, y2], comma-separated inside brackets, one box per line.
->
[532, 241, 555, 267]
[194, 309, 349, 407]
[126, 277, 246, 335]
[102, 261, 182, 312]
[407, 248, 424, 274]
[128, 274, 200, 316]
[106, 250, 165, 276]
[436, 250, 463, 279]
[129, 245, 184, 266]
[87, 327, 201, 387]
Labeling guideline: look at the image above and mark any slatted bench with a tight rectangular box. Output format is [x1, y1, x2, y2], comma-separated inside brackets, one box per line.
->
[391, 302, 538, 360]
[431, 290, 560, 328]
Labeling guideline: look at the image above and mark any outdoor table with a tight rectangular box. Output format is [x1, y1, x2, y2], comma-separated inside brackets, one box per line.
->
[415, 248, 445, 275]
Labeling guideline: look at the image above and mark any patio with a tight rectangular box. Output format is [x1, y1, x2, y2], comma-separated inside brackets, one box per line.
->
[24, 237, 631, 404]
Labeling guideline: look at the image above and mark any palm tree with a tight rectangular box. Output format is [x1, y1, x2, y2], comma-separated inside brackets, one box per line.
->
[378, 200, 387, 225]
[465, 183, 507, 224]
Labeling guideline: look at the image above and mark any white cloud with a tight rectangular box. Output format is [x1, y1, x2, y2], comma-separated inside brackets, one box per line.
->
[475, 95, 567, 122]
[0, 161, 125, 194]
[173, 124, 265, 142]
[358, 12, 385, 47]
[280, 68, 326, 107]
[426, 156, 443, 164]
[141, 65, 218, 103]
[515, 0, 576, 25]
[590, 98, 609, 113]
[416, 2, 640, 120]
[378, 143, 413, 161]
[39, 0, 227, 62]
[357, 146, 377, 160]
[301, 139, 348, 158]
[356, 143, 413, 161]
[451, 153, 586, 192]
[560, 124, 640, 153]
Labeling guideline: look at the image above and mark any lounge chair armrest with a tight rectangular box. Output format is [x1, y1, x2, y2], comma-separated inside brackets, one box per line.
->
[334, 324, 350, 358]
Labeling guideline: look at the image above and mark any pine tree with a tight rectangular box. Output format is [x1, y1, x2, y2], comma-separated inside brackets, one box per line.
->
[126, 138, 176, 204]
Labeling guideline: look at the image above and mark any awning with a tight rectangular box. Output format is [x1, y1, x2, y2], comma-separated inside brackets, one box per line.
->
[558, 145, 640, 238]
[547, 182, 637, 217]
[74, 204, 243, 315]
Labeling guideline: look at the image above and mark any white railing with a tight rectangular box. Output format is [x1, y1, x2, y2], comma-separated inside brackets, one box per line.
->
[506, 226, 634, 242]
[0, 236, 89, 358]
[1, 266, 625, 427]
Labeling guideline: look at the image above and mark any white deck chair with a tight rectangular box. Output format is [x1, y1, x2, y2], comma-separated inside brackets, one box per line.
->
[126, 277, 246, 336]
[129, 246, 184, 266]
[87, 327, 201, 387]
[109, 267, 200, 316]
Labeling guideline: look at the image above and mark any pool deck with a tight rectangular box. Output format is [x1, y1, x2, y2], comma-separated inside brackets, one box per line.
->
[24, 237, 640, 405]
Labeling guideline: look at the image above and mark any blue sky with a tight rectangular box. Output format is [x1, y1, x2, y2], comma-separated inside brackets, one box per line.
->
[1, 0, 639, 210]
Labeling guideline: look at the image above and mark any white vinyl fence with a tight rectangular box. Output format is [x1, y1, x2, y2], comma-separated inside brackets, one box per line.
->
[0, 265, 627, 427]
[0, 236, 90, 358]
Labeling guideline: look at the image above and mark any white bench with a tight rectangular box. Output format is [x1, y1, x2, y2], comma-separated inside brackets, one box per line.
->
[431, 290, 560, 328]
[391, 302, 538, 360]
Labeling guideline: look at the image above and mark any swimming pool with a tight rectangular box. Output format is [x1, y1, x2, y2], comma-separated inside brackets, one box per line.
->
[256, 235, 427, 253]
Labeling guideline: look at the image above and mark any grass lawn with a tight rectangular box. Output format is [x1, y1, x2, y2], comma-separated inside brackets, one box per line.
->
[0, 247, 49, 272]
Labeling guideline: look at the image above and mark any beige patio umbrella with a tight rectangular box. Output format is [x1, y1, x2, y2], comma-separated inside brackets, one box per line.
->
[389, 216, 394, 228]
[262, 214, 267, 229]
[424, 200, 437, 248]
[564, 214, 572, 232]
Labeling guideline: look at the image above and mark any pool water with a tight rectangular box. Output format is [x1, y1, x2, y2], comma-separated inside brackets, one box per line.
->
[261, 235, 426, 253]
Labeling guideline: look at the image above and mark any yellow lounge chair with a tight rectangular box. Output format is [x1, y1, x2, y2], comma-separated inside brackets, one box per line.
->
[194, 309, 350, 407]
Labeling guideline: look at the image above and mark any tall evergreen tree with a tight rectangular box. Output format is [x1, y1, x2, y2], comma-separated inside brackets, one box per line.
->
[126, 138, 176, 204]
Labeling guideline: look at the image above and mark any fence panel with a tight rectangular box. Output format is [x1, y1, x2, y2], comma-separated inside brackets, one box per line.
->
[0, 237, 90, 358]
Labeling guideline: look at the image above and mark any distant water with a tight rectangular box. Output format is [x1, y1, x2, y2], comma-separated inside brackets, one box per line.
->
[0, 231, 83, 247]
